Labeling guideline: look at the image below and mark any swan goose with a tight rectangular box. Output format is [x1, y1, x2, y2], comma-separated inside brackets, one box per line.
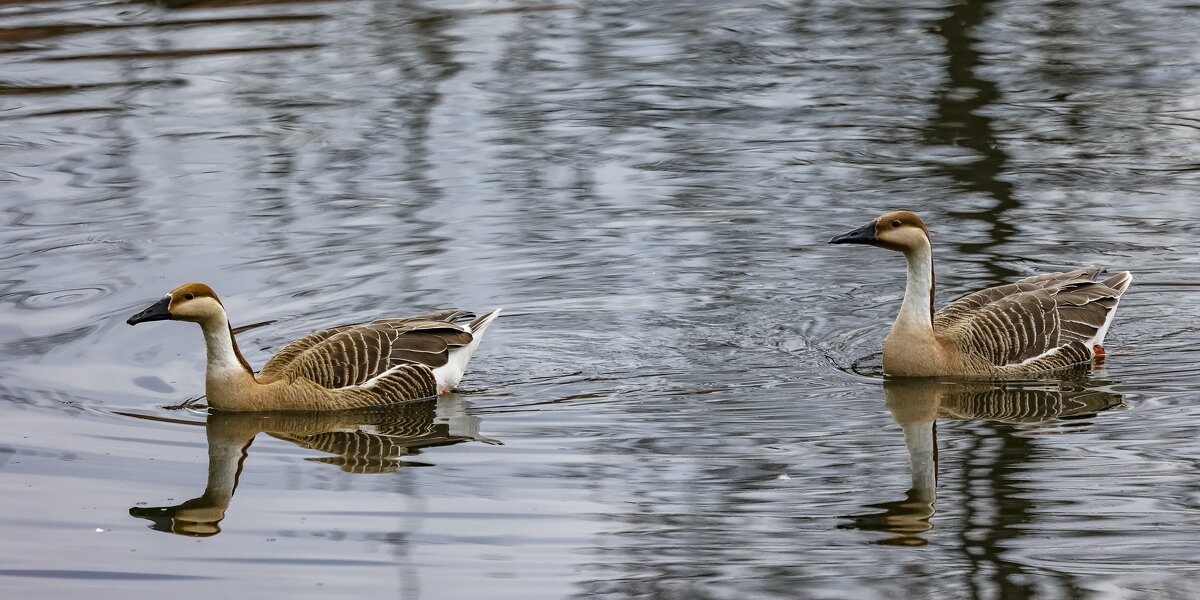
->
[127, 283, 501, 411]
[829, 211, 1132, 377]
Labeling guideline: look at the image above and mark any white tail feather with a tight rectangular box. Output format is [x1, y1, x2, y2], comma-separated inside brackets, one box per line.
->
[1087, 271, 1132, 350]
[433, 308, 502, 392]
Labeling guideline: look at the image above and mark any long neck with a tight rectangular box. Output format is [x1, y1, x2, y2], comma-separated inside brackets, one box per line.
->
[199, 311, 258, 405]
[896, 239, 936, 333]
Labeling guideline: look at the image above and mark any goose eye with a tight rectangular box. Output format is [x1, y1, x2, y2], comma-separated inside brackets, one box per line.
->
[890, 220, 902, 228]
[184, 293, 195, 300]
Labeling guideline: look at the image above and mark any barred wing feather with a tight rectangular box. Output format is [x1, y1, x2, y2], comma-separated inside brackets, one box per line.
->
[935, 269, 1131, 370]
[258, 312, 476, 389]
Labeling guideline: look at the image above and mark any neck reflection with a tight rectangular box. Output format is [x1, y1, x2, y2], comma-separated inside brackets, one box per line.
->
[843, 375, 1122, 546]
[128, 396, 494, 537]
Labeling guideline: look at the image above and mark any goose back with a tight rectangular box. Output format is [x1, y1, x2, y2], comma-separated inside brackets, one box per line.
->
[934, 268, 1132, 373]
[258, 310, 477, 389]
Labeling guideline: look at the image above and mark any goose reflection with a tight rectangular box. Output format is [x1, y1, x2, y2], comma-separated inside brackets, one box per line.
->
[843, 375, 1123, 546]
[128, 396, 495, 537]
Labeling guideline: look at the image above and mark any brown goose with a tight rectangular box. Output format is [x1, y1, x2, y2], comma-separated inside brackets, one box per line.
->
[829, 211, 1132, 377]
[127, 283, 501, 411]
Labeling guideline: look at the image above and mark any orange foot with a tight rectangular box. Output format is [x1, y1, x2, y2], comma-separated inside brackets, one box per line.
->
[1093, 345, 1106, 356]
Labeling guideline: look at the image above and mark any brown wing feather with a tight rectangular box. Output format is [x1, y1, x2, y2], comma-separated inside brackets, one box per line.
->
[943, 290, 1061, 366]
[259, 323, 357, 377]
[1055, 287, 1119, 345]
[259, 312, 476, 389]
[935, 268, 1129, 370]
[370, 310, 476, 327]
[934, 267, 1101, 329]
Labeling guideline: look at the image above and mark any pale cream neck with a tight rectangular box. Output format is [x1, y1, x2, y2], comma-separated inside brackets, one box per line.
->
[895, 239, 935, 334]
[198, 312, 259, 407]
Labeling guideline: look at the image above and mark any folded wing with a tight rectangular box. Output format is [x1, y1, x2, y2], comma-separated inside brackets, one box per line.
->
[258, 310, 476, 389]
[935, 268, 1131, 370]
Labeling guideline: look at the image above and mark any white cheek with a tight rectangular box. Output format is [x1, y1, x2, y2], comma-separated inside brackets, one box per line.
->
[895, 228, 927, 246]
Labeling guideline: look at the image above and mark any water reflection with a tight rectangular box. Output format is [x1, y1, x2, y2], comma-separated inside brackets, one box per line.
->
[128, 397, 493, 537]
[926, 0, 1013, 205]
[1, 0, 1197, 593]
[843, 376, 1123, 546]
[926, 0, 1021, 285]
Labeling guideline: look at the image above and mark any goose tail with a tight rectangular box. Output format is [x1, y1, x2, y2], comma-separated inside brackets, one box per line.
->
[433, 308, 502, 392]
[1102, 271, 1133, 296]
[1089, 272, 1133, 350]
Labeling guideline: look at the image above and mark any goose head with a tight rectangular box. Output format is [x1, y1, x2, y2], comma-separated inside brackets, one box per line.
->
[828, 211, 930, 254]
[127, 283, 225, 326]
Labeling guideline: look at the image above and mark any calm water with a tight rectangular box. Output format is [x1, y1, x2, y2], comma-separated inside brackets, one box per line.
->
[2, 0, 1199, 597]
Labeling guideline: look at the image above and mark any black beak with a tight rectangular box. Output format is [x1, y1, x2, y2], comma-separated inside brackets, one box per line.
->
[828, 220, 878, 245]
[127, 297, 172, 325]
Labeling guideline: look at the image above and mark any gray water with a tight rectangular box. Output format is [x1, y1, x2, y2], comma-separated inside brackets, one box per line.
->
[2, 0, 1200, 598]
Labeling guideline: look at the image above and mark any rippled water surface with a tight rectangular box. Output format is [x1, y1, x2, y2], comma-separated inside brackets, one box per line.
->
[3, 0, 1200, 597]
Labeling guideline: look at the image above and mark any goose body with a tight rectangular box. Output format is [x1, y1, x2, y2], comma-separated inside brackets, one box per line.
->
[829, 211, 1132, 377]
[127, 283, 501, 411]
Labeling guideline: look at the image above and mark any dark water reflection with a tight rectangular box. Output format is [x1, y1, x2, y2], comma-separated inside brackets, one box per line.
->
[2, 0, 1200, 597]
